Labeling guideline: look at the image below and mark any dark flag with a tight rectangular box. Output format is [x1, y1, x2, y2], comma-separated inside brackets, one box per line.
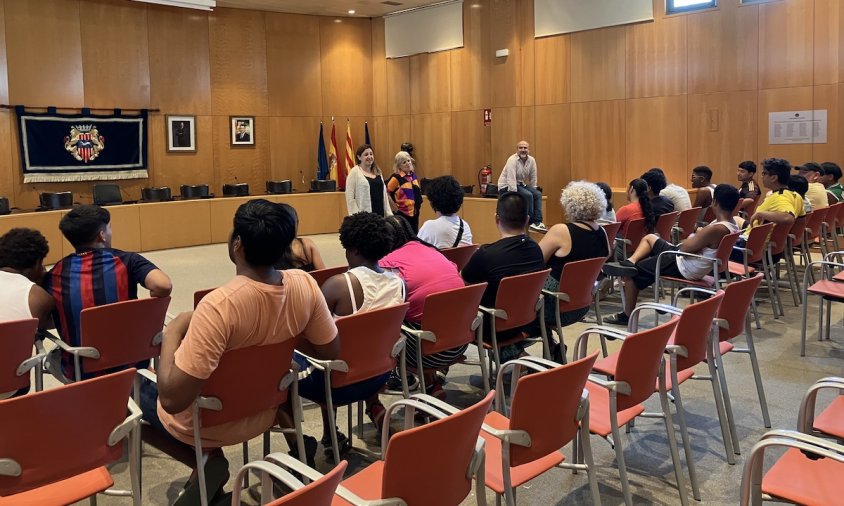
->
[317, 123, 329, 180]
[364, 121, 371, 145]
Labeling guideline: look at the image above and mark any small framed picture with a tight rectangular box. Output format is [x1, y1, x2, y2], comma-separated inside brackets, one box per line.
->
[166, 115, 196, 152]
[230, 116, 255, 146]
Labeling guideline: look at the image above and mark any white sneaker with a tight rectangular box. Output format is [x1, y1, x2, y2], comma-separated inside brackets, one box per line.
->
[529, 222, 547, 232]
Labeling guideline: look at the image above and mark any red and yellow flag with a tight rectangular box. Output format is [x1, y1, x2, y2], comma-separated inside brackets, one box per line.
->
[340, 120, 354, 190]
[328, 121, 339, 181]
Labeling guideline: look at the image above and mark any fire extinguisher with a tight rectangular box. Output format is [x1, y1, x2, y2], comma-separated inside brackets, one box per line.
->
[478, 165, 493, 194]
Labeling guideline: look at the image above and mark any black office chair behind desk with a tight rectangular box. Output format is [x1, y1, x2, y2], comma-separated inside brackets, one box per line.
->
[0, 197, 10, 215]
[180, 184, 211, 200]
[141, 187, 173, 202]
[266, 180, 292, 194]
[222, 183, 250, 197]
[92, 184, 123, 206]
[39, 192, 74, 211]
[310, 180, 336, 192]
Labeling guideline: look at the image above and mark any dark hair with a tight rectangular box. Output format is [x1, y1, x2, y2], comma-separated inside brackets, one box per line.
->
[629, 179, 656, 233]
[788, 175, 809, 198]
[274, 204, 307, 270]
[596, 182, 613, 212]
[59, 205, 111, 249]
[496, 191, 529, 230]
[384, 214, 416, 250]
[354, 144, 379, 174]
[426, 175, 464, 215]
[822, 162, 842, 182]
[801, 161, 824, 175]
[0, 228, 49, 270]
[232, 199, 296, 267]
[762, 158, 792, 185]
[640, 169, 667, 195]
[712, 184, 740, 213]
[400, 142, 414, 155]
[738, 160, 757, 173]
[692, 166, 713, 181]
[339, 212, 393, 262]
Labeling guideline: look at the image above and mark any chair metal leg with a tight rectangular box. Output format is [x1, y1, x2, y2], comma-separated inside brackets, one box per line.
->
[801, 290, 811, 357]
[825, 299, 832, 340]
[750, 295, 761, 330]
[669, 375, 701, 500]
[580, 425, 602, 506]
[714, 351, 740, 456]
[743, 325, 771, 428]
[241, 441, 250, 488]
[323, 379, 341, 465]
[657, 383, 690, 506]
[610, 414, 633, 506]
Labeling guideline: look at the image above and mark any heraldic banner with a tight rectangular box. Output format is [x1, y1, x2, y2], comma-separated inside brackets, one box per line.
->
[15, 106, 148, 183]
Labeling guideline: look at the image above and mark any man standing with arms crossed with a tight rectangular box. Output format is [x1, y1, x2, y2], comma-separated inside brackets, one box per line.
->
[498, 140, 546, 232]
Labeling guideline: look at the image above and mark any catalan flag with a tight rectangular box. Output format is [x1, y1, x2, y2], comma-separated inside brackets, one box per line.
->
[341, 120, 354, 190]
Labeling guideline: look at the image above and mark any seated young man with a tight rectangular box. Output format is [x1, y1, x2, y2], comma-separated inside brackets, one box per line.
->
[43, 204, 172, 380]
[144, 199, 340, 503]
[604, 184, 741, 325]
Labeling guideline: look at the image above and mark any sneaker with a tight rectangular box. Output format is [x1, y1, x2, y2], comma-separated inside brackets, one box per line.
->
[604, 312, 630, 326]
[174, 454, 230, 506]
[289, 434, 318, 468]
[385, 370, 418, 393]
[321, 431, 351, 461]
[602, 260, 637, 278]
[529, 222, 548, 233]
[550, 341, 567, 364]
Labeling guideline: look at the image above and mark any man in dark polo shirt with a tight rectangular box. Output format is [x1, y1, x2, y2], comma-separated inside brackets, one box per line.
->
[43, 204, 172, 379]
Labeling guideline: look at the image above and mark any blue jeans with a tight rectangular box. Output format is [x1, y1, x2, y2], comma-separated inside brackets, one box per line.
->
[517, 184, 543, 224]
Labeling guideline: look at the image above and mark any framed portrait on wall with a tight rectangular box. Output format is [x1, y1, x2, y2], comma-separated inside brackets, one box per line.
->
[166, 115, 196, 152]
[230, 116, 255, 146]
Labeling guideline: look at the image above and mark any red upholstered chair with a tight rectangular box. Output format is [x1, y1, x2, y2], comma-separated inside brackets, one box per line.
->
[800, 256, 844, 356]
[798, 376, 844, 442]
[672, 207, 702, 244]
[440, 243, 479, 271]
[820, 202, 843, 256]
[727, 222, 774, 324]
[736, 198, 757, 220]
[309, 266, 349, 287]
[232, 456, 348, 506]
[332, 391, 495, 506]
[401, 283, 488, 393]
[785, 213, 809, 305]
[193, 288, 214, 308]
[573, 319, 689, 506]
[0, 369, 140, 505]
[616, 218, 647, 261]
[0, 319, 43, 398]
[480, 353, 601, 505]
[762, 222, 797, 317]
[191, 340, 305, 506]
[594, 222, 621, 320]
[655, 211, 680, 241]
[654, 232, 739, 302]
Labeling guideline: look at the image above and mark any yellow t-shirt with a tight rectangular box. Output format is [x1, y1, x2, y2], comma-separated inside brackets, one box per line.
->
[743, 189, 804, 238]
[158, 270, 337, 447]
[806, 182, 829, 211]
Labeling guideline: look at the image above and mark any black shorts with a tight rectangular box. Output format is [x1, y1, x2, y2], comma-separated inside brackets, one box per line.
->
[633, 238, 683, 290]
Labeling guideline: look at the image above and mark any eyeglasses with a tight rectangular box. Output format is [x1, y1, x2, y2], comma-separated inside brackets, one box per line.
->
[761, 171, 770, 176]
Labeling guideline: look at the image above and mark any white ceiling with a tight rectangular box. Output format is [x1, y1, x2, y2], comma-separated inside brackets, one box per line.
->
[214, 0, 444, 17]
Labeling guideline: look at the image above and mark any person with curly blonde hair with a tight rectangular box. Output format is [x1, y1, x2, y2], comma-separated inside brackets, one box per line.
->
[537, 181, 610, 361]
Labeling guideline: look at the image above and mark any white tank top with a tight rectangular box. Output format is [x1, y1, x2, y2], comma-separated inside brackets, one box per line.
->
[0, 271, 35, 322]
[341, 266, 405, 316]
[676, 220, 740, 280]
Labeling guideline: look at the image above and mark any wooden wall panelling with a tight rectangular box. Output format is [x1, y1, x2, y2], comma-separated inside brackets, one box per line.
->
[148, 5, 212, 115]
[758, 0, 813, 90]
[152, 115, 214, 191]
[625, 95, 688, 185]
[516, 0, 535, 107]
[569, 26, 626, 103]
[0, 211, 65, 264]
[385, 58, 411, 116]
[0, 112, 12, 205]
[812, 84, 840, 163]
[626, 13, 687, 99]
[209, 8, 269, 117]
[265, 13, 322, 117]
[813, 0, 840, 85]
[489, 0, 520, 108]
[0, 0, 9, 104]
[449, 0, 491, 111]
[449, 110, 490, 188]
[687, 1, 758, 94]
[410, 113, 452, 175]
[570, 100, 626, 187]
[267, 116, 321, 190]
[371, 17, 388, 117]
[370, 115, 411, 173]
[687, 91, 757, 186]
[410, 52, 452, 115]
[211, 115, 270, 193]
[490, 106, 534, 176]
[757, 86, 813, 163]
[5, 0, 84, 107]
[79, 0, 150, 109]
[534, 35, 570, 106]
[533, 104, 571, 225]
[319, 17, 372, 118]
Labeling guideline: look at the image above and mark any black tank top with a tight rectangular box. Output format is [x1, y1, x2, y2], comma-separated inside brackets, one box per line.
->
[548, 222, 609, 280]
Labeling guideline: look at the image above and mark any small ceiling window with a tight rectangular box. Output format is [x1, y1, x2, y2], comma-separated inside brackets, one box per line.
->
[666, 0, 717, 14]
[740, 0, 776, 4]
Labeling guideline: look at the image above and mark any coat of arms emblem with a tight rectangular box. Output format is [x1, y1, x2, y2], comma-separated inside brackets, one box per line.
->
[64, 124, 105, 163]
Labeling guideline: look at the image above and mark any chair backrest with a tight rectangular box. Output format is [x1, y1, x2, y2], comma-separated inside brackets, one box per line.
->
[266, 180, 292, 195]
[440, 244, 479, 271]
[331, 303, 410, 388]
[266, 461, 348, 506]
[717, 274, 764, 342]
[670, 291, 724, 371]
[737, 198, 757, 218]
[462, 185, 475, 194]
[556, 257, 607, 312]
[141, 186, 172, 202]
[310, 180, 337, 192]
[79, 297, 171, 375]
[381, 390, 495, 505]
[193, 288, 216, 308]
[0, 319, 39, 395]
[92, 184, 122, 206]
[492, 269, 552, 332]
[613, 319, 679, 411]
[825, 202, 843, 229]
[600, 221, 621, 256]
[714, 232, 741, 274]
[308, 265, 348, 287]
[789, 213, 808, 241]
[836, 200, 844, 226]
[675, 207, 702, 241]
[198, 339, 298, 428]
[180, 184, 210, 199]
[702, 206, 715, 223]
[767, 221, 792, 256]
[39, 191, 73, 210]
[0, 196, 11, 215]
[805, 207, 827, 238]
[621, 218, 647, 256]
[419, 283, 487, 356]
[0, 368, 135, 496]
[507, 352, 599, 467]
[655, 211, 680, 240]
[223, 183, 250, 197]
[742, 222, 774, 264]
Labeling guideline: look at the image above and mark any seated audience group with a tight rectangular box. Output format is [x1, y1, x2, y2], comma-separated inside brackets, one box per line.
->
[2, 153, 842, 502]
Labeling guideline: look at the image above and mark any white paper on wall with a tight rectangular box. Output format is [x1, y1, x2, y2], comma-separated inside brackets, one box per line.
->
[768, 110, 827, 145]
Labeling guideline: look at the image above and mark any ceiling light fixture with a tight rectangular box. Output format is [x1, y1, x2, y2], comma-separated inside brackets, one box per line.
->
[130, 0, 215, 11]
[348, 9, 356, 14]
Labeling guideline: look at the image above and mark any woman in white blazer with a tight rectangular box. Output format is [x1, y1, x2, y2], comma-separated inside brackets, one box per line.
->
[345, 144, 393, 217]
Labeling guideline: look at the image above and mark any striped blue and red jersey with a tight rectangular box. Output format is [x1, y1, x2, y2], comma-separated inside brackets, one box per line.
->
[44, 247, 158, 348]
